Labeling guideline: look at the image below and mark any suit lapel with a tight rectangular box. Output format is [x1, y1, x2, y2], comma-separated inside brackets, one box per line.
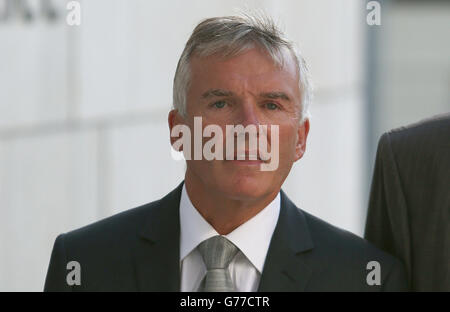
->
[258, 190, 315, 292]
[132, 182, 184, 291]
[131, 183, 315, 292]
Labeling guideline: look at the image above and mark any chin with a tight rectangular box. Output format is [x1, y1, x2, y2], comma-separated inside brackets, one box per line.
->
[219, 175, 272, 201]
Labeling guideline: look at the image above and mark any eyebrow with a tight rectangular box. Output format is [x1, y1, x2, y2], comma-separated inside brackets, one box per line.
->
[259, 91, 291, 101]
[201, 89, 291, 101]
[201, 89, 234, 98]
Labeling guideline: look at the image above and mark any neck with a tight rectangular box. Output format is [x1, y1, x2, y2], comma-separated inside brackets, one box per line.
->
[184, 169, 279, 235]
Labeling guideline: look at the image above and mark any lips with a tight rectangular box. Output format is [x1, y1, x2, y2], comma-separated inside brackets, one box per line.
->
[235, 150, 260, 160]
[225, 150, 269, 164]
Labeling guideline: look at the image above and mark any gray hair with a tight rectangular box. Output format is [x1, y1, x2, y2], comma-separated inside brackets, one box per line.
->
[173, 14, 312, 122]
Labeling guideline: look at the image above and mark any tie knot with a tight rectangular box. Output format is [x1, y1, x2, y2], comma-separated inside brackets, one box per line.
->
[198, 235, 239, 270]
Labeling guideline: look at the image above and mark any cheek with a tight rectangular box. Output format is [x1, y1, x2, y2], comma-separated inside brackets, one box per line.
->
[277, 125, 299, 158]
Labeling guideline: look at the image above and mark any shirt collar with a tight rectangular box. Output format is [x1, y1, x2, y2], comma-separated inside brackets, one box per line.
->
[179, 183, 280, 273]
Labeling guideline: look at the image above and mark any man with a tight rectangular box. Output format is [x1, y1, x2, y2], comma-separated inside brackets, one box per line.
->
[45, 14, 408, 291]
[365, 113, 450, 291]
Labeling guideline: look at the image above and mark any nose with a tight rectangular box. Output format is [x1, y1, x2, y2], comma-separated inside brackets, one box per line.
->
[238, 100, 260, 127]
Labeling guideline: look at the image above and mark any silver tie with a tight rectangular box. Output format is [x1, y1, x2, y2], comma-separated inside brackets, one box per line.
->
[197, 235, 239, 292]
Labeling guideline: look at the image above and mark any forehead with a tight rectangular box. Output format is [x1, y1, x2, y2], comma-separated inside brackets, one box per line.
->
[188, 47, 300, 94]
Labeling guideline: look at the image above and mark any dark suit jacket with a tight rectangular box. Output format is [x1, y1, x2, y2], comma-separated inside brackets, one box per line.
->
[45, 182, 408, 291]
[364, 113, 450, 291]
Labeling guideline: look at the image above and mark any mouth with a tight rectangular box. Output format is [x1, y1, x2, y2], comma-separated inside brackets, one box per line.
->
[230, 160, 264, 166]
[227, 150, 266, 165]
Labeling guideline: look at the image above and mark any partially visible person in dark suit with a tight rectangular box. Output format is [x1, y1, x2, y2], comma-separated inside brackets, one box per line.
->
[45, 14, 408, 292]
[365, 113, 450, 291]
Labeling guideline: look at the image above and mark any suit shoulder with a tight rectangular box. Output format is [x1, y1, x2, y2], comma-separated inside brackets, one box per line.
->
[61, 198, 161, 246]
[302, 209, 401, 265]
[299, 210, 408, 290]
[385, 113, 450, 149]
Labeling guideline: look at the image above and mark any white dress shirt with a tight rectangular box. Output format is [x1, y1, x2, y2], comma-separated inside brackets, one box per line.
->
[179, 184, 281, 292]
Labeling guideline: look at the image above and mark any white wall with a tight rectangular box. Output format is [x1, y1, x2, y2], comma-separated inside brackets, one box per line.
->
[373, 2, 450, 139]
[0, 0, 366, 291]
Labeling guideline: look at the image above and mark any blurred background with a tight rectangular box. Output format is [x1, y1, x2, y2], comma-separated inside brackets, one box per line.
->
[0, 0, 448, 291]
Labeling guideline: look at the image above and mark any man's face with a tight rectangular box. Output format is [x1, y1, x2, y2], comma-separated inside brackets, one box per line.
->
[170, 47, 309, 201]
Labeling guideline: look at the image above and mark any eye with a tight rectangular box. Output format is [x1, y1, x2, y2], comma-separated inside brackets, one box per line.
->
[212, 100, 227, 109]
[265, 102, 280, 110]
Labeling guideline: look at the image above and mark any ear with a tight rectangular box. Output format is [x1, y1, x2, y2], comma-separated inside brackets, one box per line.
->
[294, 118, 310, 162]
[168, 109, 185, 148]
